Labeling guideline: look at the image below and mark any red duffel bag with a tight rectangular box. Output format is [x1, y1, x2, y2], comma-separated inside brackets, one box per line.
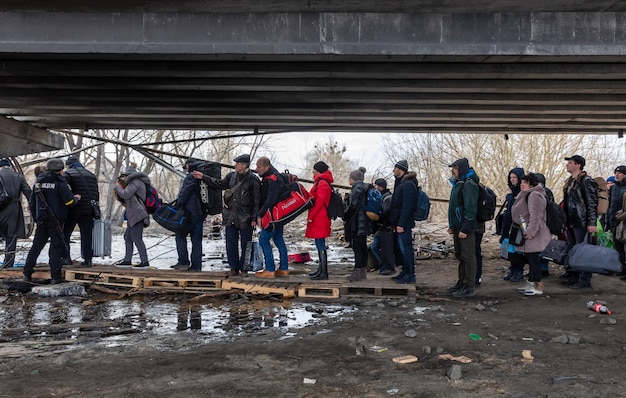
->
[261, 182, 313, 231]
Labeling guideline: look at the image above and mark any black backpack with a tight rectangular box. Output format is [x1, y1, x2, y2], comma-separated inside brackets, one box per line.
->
[477, 183, 497, 222]
[545, 200, 566, 236]
[195, 161, 222, 216]
[322, 181, 344, 220]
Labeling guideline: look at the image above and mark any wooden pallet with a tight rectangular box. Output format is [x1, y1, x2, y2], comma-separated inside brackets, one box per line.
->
[222, 280, 298, 298]
[143, 277, 222, 290]
[340, 284, 415, 297]
[65, 270, 143, 288]
[298, 283, 341, 299]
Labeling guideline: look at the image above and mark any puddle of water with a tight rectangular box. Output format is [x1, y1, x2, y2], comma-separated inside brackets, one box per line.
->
[0, 297, 357, 345]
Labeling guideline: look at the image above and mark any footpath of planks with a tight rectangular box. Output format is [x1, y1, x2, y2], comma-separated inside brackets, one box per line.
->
[0, 266, 416, 300]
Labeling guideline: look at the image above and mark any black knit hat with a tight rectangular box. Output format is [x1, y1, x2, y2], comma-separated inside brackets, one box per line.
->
[313, 161, 329, 173]
[394, 160, 409, 172]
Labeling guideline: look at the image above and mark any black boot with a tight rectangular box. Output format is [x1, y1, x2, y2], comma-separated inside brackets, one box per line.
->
[311, 250, 328, 280]
[309, 249, 325, 277]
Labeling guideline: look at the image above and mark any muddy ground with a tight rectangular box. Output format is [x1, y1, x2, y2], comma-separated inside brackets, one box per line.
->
[1, 230, 626, 398]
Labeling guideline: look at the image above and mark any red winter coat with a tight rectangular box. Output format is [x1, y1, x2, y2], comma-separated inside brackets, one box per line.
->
[305, 170, 334, 239]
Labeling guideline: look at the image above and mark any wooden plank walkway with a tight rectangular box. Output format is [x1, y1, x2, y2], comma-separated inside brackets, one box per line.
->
[0, 265, 416, 300]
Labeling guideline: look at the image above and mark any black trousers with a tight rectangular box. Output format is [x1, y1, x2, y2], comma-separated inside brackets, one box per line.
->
[352, 235, 368, 269]
[24, 223, 66, 281]
[63, 213, 94, 261]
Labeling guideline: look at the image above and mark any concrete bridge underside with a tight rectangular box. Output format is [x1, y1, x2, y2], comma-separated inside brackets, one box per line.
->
[2, 4, 626, 156]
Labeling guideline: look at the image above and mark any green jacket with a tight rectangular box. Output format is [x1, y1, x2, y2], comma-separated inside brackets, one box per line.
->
[448, 168, 479, 234]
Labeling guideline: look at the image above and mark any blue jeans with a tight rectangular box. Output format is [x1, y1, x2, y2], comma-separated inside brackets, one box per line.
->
[314, 238, 326, 252]
[175, 218, 204, 269]
[225, 226, 253, 271]
[397, 229, 414, 275]
[371, 235, 381, 266]
[259, 225, 288, 272]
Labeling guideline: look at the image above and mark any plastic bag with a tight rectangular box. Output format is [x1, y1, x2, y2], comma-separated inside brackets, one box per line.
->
[594, 219, 615, 249]
[243, 238, 263, 272]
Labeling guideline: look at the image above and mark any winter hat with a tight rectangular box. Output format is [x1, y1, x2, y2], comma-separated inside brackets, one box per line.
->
[46, 158, 64, 172]
[65, 155, 79, 166]
[394, 160, 409, 172]
[349, 169, 364, 181]
[125, 162, 138, 175]
[313, 161, 329, 173]
[614, 165, 626, 175]
[0, 158, 9, 167]
[374, 178, 387, 189]
[233, 154, 251, 164]
[607, 175, 617, 184]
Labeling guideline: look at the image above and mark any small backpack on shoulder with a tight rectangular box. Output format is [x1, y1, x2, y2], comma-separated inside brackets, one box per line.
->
[477, 183, 497, 222]
[321, 181, 344, 220]
[364, 184, 384, 221]
[414, 186, 431, 221]
[137, 183, 163, 214]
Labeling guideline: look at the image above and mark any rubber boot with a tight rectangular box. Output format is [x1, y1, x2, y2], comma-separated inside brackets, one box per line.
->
[311, 250, 328, 280]
[309, 249, 325, 277]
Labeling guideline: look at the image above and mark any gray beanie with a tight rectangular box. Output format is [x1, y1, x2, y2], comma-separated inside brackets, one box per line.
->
[349, 169, 364, 181]
[394, 160, 409, 172]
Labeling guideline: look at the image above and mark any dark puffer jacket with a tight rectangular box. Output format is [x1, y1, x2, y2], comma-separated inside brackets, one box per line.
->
[64, 162, 99, 216]
[447, 159, 479, 234]
[345, 180, 372, 237]
[500, 167, 524, 241]
[563, 171, 598, 229]
[607, 177, 626, 231]
[203, 169, 260, 229]
[29, 171, 78, 223]
[177, 161, 205, 219]
[389, 171, 418, 230]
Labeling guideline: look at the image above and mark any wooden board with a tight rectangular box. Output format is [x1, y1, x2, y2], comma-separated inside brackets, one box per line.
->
[222, 280, 297, 298]
[65, 270, 143, 288]
[143, 277, 222, 290]
[298, 283, 341, 299]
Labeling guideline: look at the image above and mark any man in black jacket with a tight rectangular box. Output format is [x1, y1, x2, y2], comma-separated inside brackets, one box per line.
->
[606, 165, 626, 277]
[192, 154, 261, 276]
[562, 155, 598, 288]
[63, 155, 99, 267]
[389, 160, 418, 284]
[0, 158, 32, 268]
[23, 158, 80, 284]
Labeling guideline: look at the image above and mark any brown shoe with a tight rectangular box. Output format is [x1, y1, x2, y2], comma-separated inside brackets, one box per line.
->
[229, 269, 239, 276]
[240, 271, 249, 277]
[255, 270, 276, 279]
[275, 269, 289, 277]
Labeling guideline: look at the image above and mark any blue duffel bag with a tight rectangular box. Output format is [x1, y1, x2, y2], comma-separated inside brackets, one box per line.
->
[567, 237, 622, 275]
[153, 201, 189, 234]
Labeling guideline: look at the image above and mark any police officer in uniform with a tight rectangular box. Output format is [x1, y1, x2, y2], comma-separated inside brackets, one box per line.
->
[23, 158, 80, 284]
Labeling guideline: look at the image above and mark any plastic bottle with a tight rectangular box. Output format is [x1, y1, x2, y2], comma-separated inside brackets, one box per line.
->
[587, 301, 612, 315]
[519, 216, 527, 232]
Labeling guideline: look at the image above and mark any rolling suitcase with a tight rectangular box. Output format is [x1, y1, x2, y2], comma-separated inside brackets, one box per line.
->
[92, 219, 112, 257]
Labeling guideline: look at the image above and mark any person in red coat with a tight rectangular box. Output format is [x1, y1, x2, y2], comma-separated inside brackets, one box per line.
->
[307, 161, 334, 280]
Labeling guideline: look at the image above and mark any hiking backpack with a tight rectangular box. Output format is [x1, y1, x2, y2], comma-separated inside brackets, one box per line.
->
[195, 161, 222, 216]
[414, 186, 431, 221]
[546, 200, 566, 236]
[281, 169, 299, 185]
[135, 183, 163, 214]
[593, 176, 609, 215]
[477, 183, 497, 222]
[364, 184, 384, 221]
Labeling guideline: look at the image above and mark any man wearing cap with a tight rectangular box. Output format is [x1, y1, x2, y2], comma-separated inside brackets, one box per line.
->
[389, 160, 419, 284]
[172, 158, 208, 271]
[562, 155, 598, 288]
[23, 158, 80, 284]
[62, 155, 99, 267]
[0, 158, 32, 268]
[606, 165, 626, 276]
[447, 158, 480, 298]
[192, 154, 260, 276]
[254, 157, 290, 279]
[370, 178, 395, 275]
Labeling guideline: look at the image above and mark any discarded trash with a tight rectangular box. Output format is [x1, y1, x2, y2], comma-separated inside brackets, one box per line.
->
[387, 388, 400, 395]
[303, 378, 316, 385]
[587, 301, 612, 315]
[355, 344, 366, 356]
[552, 375, 579, 383]
[468, 333, 481, 341]
[392, 355, 418, 364]
[488, 333, 499, 340]
[522, 337, 534, 341]
[31, 283, 86, 297]
[447, 364, 463, 380]
[521, 350, 534, 363]
[369, 345, 388, 353]
[451, 322, 462, 326]
[438, 354, 472, 363]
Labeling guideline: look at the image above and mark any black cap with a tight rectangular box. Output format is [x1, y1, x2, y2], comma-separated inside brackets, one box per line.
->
[0, 158, 9, 168]
[615, 165, 626, 175]
[374, 178, 387, 189]
[565, 155, 585, 168]
[233, 154, 250, 164]
[65, 155, 79, 166]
